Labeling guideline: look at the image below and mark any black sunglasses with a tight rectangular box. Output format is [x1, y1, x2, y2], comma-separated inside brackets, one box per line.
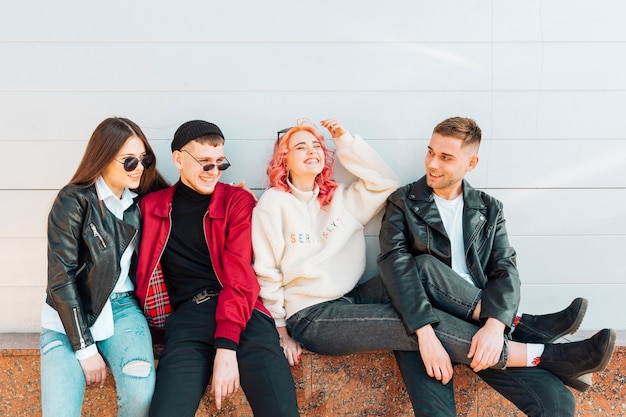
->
[277, 127, 293, 142]
[182, 150, 231, 172]
[116, 155, 154, 172]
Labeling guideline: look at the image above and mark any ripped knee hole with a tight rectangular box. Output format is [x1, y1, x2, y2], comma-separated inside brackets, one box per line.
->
[122, 360, 152, 378]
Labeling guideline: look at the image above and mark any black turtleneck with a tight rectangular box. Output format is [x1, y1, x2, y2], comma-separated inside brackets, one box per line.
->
[161, 181, 221, 309]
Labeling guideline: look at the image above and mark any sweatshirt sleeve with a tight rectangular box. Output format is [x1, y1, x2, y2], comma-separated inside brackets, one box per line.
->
[252, 194, 288, 327]
[333, 132, 400, 225]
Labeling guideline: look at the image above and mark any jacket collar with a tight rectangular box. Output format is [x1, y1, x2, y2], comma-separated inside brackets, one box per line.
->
[152, 181, 227, 219]
[407, 177, 445, 235]
[408, 176, 485, 208]
[407, 176, 487, 240]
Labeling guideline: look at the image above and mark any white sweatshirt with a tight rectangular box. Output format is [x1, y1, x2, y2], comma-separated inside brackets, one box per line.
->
[252, 132, 400, 326]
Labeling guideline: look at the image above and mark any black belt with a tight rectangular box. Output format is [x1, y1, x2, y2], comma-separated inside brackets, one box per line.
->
[190, 289, 220, 304]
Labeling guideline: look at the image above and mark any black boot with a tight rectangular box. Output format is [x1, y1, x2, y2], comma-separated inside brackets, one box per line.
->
[537, 328, 616, 392]
[511, 297, 588, 343]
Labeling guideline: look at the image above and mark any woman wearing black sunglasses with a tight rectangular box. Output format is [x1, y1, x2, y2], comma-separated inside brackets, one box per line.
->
[40, 117, 168, 417]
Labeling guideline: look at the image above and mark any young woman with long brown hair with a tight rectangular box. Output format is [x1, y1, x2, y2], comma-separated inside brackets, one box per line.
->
[40, 117, 168, 417]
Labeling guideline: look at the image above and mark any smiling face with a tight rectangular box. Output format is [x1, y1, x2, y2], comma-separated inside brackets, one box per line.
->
[101, 135, 146, 198]
[285, 130, 325, 191]
[425, 132, 479, 200]
[173, 140, 226, 194]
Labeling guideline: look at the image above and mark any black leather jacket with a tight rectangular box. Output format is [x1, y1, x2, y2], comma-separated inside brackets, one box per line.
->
[46, 184, 140, 351]
[377, 176, 520, 334]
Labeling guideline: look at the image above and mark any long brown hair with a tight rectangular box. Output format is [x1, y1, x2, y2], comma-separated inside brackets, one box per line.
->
[70, 117, 169, 195]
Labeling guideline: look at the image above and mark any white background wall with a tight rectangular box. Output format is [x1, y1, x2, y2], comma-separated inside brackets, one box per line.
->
[1, 1, 624, 332]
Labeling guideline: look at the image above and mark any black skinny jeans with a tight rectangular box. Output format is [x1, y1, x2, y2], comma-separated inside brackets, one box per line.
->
[149, 299, 299, 417]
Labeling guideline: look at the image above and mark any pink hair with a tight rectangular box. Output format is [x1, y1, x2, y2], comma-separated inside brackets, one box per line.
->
[266, 121, 338, 207]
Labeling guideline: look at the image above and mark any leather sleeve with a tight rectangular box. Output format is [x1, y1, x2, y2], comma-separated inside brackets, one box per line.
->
[477, 203, 521, 329]
[377, 189, 440, 334]
[46, 187, 94, 351]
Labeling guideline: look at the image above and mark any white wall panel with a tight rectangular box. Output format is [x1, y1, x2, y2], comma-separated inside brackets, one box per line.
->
[0, 239, 47, 287]
[493, 43, 626, 91]
[0, 191, 56, 238]
[0, 91, 494, 141]
[540, 1, 626, 42]
[481, 139, 626, 188]
[0, 1, 492, 42]
[492, 44, 544, 91]
[511, 236, 625, 285]
[540, 43, 626, 90]
[492, 92, 626, 139]
[493, 1, 626, 42]
[519, 284, 625, 330]
[0, 287, 46, 332]
[487, 189, 626, 236]
[0, 43, 493, 92]
[0, 141, 87, 189]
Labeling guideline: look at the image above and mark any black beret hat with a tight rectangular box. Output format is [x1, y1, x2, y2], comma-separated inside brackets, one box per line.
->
[171, 120, 224, 152]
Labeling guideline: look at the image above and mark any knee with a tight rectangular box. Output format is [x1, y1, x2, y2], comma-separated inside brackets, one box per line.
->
[41, 340, 64, 354]
[414, 254, 439, 270]
[414, 254, 441, 279]
[122, 360, 153, 378]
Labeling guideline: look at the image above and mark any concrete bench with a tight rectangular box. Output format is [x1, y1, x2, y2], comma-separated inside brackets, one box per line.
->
[1, 332, 623, 416]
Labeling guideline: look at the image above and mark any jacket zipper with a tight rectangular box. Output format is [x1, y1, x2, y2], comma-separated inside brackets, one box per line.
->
[203, 210, 224, 289]
[75, 263, 87, 276]
[72, 307, 86, 349]
[89, 223, 107, 248]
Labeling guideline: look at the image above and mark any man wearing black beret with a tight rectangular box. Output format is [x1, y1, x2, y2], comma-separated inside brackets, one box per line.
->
[135, 120, 300, 416]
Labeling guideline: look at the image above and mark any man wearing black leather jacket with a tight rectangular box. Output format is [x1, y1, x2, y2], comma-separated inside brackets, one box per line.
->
[377, 117, 615, 417]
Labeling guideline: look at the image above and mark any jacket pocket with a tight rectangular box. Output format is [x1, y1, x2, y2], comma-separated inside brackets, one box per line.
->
[89, 223, 107, 249]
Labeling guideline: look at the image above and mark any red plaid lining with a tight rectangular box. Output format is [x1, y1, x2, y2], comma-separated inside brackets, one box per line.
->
[144, 264, 172, 329]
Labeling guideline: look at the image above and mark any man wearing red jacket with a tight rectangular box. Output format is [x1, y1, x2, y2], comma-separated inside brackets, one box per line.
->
[135, 120, 299, 417]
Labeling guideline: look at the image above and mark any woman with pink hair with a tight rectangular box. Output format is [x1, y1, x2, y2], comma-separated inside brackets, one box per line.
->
[252, 118, 403, 364]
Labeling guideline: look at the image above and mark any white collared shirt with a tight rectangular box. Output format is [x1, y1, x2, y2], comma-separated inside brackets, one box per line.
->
[41, 176, 138, 359]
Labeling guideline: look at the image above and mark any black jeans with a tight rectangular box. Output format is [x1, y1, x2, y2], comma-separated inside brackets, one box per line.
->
[393, 256, 576, 417]
[149, 299, 299, 417]
[395, 350, 575, 417]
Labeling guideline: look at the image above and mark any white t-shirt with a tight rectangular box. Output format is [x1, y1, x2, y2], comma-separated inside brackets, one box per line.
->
[433, 193, 475, 286]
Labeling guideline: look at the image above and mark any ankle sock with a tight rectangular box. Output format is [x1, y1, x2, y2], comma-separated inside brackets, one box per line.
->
[510, 315, 521, 334]
[527, 343, 545, 366]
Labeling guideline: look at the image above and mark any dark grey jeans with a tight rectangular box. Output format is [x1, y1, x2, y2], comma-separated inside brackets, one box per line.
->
[393, 255, 575, 417]
[287, 254, 575, 417]
[286, 256, 505, 368]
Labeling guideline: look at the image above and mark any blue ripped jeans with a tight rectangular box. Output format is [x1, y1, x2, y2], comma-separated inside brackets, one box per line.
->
[40, 293, 155, 417]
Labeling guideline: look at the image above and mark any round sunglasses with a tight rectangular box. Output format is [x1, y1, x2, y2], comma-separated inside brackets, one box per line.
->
[182, 150, 231, 172]
[116, 155, 155, 172]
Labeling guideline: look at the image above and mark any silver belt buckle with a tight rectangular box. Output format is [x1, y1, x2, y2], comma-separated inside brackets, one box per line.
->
[192, 290, 217, 304]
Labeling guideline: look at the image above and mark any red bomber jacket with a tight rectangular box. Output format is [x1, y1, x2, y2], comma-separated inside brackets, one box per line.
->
[135, 182, 270, 345]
